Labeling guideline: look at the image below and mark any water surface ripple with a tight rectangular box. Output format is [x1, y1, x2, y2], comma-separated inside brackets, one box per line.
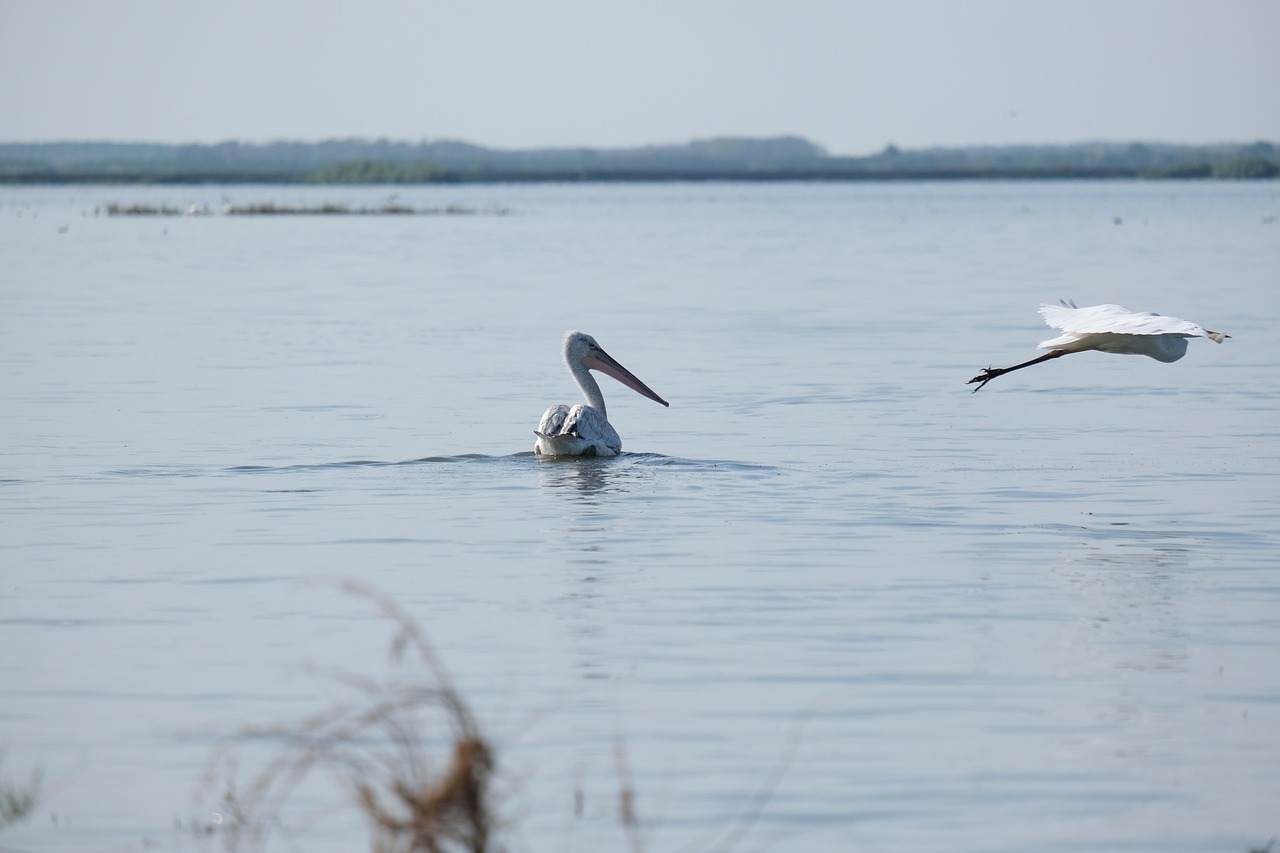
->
[1, 181, 1278, 852]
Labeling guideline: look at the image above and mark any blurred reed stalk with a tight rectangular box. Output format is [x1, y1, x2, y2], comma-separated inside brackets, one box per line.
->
[193, 580, 496, 853]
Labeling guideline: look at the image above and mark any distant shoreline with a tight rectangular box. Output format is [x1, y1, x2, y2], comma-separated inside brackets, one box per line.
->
[2, 136, 1276, 184]
[0, 168, 1271, 185]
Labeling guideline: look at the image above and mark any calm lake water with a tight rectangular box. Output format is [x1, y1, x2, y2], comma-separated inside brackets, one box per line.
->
[2, 180, 1278, 852]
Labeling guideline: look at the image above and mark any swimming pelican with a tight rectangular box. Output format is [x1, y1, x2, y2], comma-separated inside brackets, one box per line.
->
[534, 331, 669, 457]
[968, 300, 1230, 392]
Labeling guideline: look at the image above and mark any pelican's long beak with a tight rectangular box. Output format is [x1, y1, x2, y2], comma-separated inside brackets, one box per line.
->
[584, 349, 670, 407]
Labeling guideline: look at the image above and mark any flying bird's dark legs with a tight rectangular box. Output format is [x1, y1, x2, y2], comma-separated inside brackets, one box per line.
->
[967, 350, 1069, 392]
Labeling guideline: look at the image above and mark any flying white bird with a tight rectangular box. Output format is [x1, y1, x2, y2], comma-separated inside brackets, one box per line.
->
[968, 300, 1230, 392]
[534, 331, 669, 457]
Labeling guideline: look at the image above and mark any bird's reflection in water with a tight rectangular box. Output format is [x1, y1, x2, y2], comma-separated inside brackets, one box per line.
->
[1058, 524, 1194, 665]
[1047, 524, 1199, 760]
[534, 454, 656, 499]
[534, 454, 658, 682]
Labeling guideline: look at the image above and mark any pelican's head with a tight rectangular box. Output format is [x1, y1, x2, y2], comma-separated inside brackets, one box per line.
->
[563, 330, 669, 407]
[562, 330, 601, 365]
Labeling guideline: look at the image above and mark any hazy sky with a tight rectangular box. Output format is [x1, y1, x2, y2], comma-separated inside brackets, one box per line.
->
[2, 0, 1277, 155]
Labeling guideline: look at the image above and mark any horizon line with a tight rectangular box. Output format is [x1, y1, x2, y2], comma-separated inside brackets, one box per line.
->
[3, 135, 1278, 157]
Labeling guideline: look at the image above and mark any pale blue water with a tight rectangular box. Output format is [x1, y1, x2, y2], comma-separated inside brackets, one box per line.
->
[2, 181, 1278, 852]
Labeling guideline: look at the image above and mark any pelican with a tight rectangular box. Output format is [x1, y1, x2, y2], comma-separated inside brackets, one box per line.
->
[968, 300, 1230, 391]
[534, 331, 669, 457]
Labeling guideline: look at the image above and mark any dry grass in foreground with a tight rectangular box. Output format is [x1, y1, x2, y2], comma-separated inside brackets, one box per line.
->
[0, 751, 42, 830]
[187, 580, 798, 853]
[191, 580, 496, 853]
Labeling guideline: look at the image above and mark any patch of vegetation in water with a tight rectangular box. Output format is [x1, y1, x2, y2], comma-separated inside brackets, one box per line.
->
[104, 202, 183, 216]
[103, 201, 511, 217]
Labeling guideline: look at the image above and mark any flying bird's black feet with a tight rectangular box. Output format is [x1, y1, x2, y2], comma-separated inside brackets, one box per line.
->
[967, 367, 1002, 393]
[967, 351, 1066, 392]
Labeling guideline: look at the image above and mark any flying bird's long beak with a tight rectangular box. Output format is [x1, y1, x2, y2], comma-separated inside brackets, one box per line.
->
[584, 349, 670, 407]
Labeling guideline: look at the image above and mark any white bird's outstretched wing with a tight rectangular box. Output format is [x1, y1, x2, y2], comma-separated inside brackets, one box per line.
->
[1039, 302, 1217, 342]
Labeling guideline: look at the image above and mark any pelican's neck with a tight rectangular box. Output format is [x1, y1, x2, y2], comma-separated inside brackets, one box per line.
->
[569, 357, 607, 418]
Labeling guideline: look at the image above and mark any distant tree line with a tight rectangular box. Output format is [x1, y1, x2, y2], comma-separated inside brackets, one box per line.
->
[307, 160, 450, 183]
[0, 137, 1276, 183]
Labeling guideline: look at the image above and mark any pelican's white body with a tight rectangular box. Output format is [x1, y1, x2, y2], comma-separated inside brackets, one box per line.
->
[1038, 302, 1228, 363]
[533, 331, 668, 457]
[535, 404, 620, 457]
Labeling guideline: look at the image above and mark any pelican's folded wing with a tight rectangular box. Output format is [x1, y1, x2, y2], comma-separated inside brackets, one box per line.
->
[559, 405, 610, 441]
[537, 404, 572, 438]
